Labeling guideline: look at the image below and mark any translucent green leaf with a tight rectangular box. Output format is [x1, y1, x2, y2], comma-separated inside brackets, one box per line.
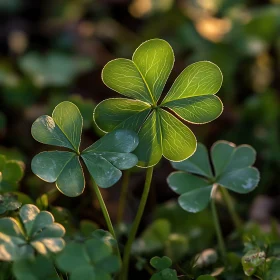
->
[163, 95, 223, 124]
[13, 255, 60, 280]
[0, 217, 23, 237]
[133, 111, 162, 167]
[102, 39, 174, 104]
[162, 61, 222, 104]
[150, 256, 172, 270]
[167, 172, 212, 213]
[94, 98, 151, 133]
[31, 101, 82, 152]
[159, 109, 196, 162]
[132, 39, 174, 103]
[52, 101, 83, 152]
[171, 143, 213, 178]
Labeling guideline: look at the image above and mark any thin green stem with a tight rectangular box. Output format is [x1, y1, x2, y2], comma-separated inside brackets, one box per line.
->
[211, 187, 226, 260]
[121, 167, 154, 280]
[91, 179, 121, 262]
[117, 170, 131, 225]
[220, 187, 242, 230]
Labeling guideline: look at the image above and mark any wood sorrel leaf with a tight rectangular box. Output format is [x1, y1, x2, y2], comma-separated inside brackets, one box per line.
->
[94, 98, 151, 133]
[167, 172, 212, 212]
[96, 39, 223, 167]
[150, 256, 172, 270]
[0, 204, 65, 261]
[31, 101, 82, 152]
[171, 143, 213, 178]
[168, 141, 260, 213]
[102, 39, 174, 105]
[82, 129, 139, 187]
[31, 151, 85, 197]
[13, 255, 60, 280]
[162, 61, 222, 104]
[0, 193, 22, 214]
[32, 101, 139, 195]
[56, 230, 120, 279]
[162, 95, 223, 124]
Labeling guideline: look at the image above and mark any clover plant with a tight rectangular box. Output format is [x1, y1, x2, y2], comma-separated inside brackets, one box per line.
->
[0, 155, 24, 192]
[0, 193, 22, 214]
[167, 140, 260, 259]
[150, 256, 178, 280]
[94, 38, 223, 279]
[13, 255, 60, 280]
[167, 141, 260, 213]
[31, 101, 139, 197]
[55, 229, 120, 280]
[0, 204, 65, 261]
[94, 38, 223, 167]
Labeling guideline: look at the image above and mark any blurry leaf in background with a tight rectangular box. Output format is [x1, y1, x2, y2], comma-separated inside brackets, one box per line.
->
[0, 155, 24, 192]
[13, 255, 60, 280]
[242, 249, 266, 276]
[0, 193, 22, 214]
[56, 230, 120, 279]
[150, 255, 178, 280]
[155, 201, 215, 253]
[19, 52, 93, 87]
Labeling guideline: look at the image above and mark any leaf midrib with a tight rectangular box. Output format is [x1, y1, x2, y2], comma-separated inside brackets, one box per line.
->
[133, 61, 157, 106]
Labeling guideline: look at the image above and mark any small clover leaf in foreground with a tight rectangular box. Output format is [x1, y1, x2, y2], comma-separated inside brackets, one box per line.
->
[31, 101, 139, 197]
[150, 256, 178, 280]
[13, 255, 60, 280]
[0, 193, 22, 214]
[94, 38, 223, 167]
[56, 229, 120, 280]
[0, 204, 65, 261]
[0, 155, 24, 192]
[167, 141, 260, 213]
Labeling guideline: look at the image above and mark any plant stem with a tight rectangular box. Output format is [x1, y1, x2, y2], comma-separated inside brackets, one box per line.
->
[117, 170, 131, 225]
[91, 179, 121, 262]
[220, 187, 242, 230]
[211, 187, 227, 260]
[121, 167, 154, 280]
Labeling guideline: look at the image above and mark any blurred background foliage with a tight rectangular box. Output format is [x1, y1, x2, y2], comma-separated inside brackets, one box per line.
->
[1, 0, 280, 278]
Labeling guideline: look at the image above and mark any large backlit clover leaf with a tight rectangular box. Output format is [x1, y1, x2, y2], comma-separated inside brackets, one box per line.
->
[0, 204, 65, 261]
[94, 39, 223, 167]
[31, 101, 139, 197]
[167, 141, 260, 213]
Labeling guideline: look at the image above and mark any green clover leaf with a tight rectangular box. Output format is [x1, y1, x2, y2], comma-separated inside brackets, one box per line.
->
[0, 193, 22, 214]
[56, 230, 120, 280]
[31, 101, 139, 197]
[94, 38, 223, 167]
[0, 155, 24, 192]
[0, 204, 65, 261]
[150, 256, 178, 280]
[13, 255, 60, 280]
[167, 141, 260, 213]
